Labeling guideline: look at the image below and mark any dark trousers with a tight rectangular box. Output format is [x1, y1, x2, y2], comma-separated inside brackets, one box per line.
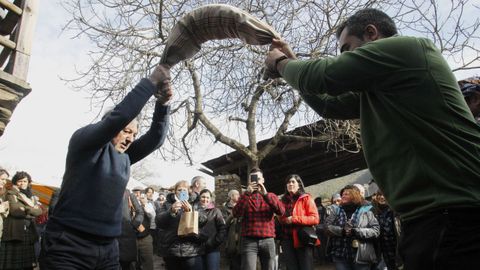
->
[150, 229, 158, 252]
[399, 208, 480, 270]
[228, 253, 241, 270]
[120, 261, 135, 270]
[136, 235, 153, 270]
[280, 239, 313, 270]
[39, 229, 119, 269]
[163, 256, 202, 270]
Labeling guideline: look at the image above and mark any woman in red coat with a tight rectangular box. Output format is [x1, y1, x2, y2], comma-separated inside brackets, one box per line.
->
[278, 174, 320, 270]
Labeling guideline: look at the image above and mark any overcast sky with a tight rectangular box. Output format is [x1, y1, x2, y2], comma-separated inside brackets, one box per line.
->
[0, 1, 478, 190]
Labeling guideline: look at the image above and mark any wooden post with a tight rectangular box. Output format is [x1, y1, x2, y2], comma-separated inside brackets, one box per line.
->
[0, 0, 37, 137]
[7, 0, 38, 80]
[0, 0, 23, 15]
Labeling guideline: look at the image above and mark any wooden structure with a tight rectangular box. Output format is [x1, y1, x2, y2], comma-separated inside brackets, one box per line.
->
[203, 121, 368, 194]
[5, 180, 58, 206]
[0, 0, 38, 137]
[31, 182, 58, 206]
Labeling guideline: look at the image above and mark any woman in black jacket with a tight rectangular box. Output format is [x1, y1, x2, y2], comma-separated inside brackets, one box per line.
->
[155, 180, 202, 270]
[196, 189, 226, 270]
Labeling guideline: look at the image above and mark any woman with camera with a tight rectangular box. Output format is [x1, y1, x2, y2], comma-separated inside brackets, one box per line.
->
[155, 180, 203, 270]
[278, 174, 320, 270]
[326, 185, 380, 270]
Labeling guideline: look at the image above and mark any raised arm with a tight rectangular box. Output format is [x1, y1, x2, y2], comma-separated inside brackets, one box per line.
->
[264, 193, 285, 216]
[69, 79, 157, 153]
[266, 38, 422, 119]
[302, 92, 360, 120]
[127, 102, 170, 164]
[69, 64, 171, 153]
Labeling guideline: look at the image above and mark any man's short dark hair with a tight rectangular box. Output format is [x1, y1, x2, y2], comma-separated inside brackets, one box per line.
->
[250, 167, 263, 174]
[336, 8, 398, 39]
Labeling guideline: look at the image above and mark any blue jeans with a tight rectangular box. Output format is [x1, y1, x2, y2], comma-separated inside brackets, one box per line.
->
[202, 250, 220, 270]
[240, 237, 276, 270]
[400, 208, 480, 270]
[332, 257, 371, 270]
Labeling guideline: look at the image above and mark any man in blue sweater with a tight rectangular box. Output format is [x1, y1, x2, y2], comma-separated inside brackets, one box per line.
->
[39, 64, 172, 269]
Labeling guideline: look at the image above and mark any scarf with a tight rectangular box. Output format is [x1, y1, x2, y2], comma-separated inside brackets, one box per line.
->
[342, 203, 358, 219]
[19, 187, 33, 198]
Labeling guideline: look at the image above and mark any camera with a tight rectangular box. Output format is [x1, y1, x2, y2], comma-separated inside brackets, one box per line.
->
[250, 174, 258, 183]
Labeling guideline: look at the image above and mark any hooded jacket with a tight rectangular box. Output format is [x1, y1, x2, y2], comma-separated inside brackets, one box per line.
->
[279, 193, 320, 248]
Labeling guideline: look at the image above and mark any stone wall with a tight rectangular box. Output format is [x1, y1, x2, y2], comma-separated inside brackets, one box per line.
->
[214, 174, 241, 207]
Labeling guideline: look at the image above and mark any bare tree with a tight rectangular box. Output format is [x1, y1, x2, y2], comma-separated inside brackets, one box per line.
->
[131, 160, 155, 183]
[61, 0, 480, 170]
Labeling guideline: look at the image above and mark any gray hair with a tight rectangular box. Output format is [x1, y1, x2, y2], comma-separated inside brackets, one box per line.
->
[102, 108, 141, 123]
[227, 189, 239, 198]
[191, 176, 205, 186]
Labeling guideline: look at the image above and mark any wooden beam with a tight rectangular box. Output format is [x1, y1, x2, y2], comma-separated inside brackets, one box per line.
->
[198, 167, 214, 176]
[0, 35, 16, 50]
[0, 45, 13, 67]
[0, 0, 22, 16]
[0, 3, 21, 35]
[209, 157, 248, 175]
[8, 0, 38, 80]
[0, 69, 30, 90]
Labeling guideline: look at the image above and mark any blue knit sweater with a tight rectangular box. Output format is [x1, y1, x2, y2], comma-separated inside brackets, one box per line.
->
[49, 78, 169, 237]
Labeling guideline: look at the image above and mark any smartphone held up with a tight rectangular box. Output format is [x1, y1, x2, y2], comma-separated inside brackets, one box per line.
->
[178, 190, 189, 202]
[250, 174, 258, 184]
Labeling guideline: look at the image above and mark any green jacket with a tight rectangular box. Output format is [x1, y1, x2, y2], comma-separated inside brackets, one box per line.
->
[282, 36, 480, 220]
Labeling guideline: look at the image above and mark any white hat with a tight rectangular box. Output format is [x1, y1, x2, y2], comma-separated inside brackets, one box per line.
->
[353, 184, 366, 198]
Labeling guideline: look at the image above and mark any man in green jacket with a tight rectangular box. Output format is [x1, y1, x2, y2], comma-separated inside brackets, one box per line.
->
[265, 8, 480, 270]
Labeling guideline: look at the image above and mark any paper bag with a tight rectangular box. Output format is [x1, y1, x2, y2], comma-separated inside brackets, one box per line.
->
[177, 210, 199, 236]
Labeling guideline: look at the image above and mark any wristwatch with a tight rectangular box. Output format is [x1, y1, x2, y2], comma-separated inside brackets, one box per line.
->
[275, 55, 289, 72]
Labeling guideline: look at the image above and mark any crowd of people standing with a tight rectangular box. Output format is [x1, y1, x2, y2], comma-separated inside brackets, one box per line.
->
[0, 165, 407, 270]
